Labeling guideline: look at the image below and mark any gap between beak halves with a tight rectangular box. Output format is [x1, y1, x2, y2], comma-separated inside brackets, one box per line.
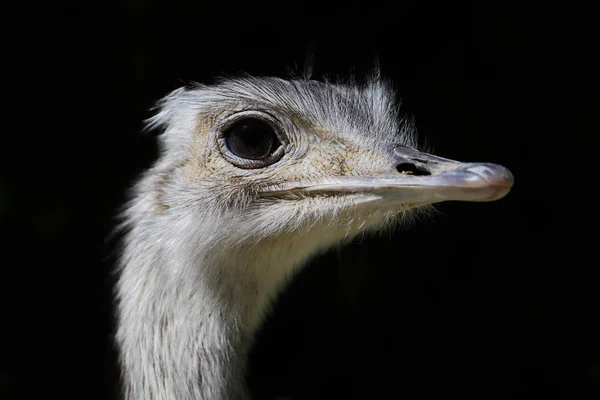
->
[262, 146, 514, 206]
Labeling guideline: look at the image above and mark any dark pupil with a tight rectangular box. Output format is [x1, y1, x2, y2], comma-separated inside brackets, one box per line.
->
[224, 118, 279, 160]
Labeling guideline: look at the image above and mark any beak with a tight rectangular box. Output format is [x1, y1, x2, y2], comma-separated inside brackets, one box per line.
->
[370, 145, 515, 205]
[265, 145, 514, 207]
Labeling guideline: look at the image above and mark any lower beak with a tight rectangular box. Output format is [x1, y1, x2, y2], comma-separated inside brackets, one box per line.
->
[265, 146, 514, 206]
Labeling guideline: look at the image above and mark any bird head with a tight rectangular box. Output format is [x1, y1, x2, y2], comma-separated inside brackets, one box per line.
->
[136, 75, 513, 295]
[145, 76, 512, 250]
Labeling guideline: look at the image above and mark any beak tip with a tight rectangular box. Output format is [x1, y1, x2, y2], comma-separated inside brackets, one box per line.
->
[467, 163, 514, 186]
[448, 163, 514, 202]
[480, 164, 514, 201]
[465, 164, 514, 200]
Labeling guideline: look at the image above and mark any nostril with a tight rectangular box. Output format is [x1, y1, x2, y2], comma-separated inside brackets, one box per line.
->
[396, 162, 431, 176]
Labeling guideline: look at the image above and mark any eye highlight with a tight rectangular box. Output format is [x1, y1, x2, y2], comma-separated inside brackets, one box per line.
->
[217, 113, 286, 169]
[224, 118, 280, 160]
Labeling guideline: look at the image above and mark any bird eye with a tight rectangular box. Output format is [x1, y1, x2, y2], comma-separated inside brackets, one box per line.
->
[223, 118, 280, 160]
[222, 118, 281, 167]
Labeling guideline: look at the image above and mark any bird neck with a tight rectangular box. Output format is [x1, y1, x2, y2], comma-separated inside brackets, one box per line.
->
[117, 185, 356, 400]
[117, 227, 309, 400]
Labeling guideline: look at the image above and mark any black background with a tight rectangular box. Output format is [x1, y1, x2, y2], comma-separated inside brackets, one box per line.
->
[1, 1, 598, 399]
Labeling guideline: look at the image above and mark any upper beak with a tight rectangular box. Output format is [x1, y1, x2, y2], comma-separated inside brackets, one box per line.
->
[375, 145, 515, 204]
[264, 145, 514, 207]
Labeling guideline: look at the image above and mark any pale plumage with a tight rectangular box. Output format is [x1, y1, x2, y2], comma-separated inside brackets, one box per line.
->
[116, 75, 513, 400]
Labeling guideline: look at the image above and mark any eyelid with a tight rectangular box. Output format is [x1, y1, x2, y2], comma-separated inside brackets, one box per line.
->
[218, 110, 284, 136]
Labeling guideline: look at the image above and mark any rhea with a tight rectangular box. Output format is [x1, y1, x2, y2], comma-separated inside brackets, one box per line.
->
[116, 75, 513, 400]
